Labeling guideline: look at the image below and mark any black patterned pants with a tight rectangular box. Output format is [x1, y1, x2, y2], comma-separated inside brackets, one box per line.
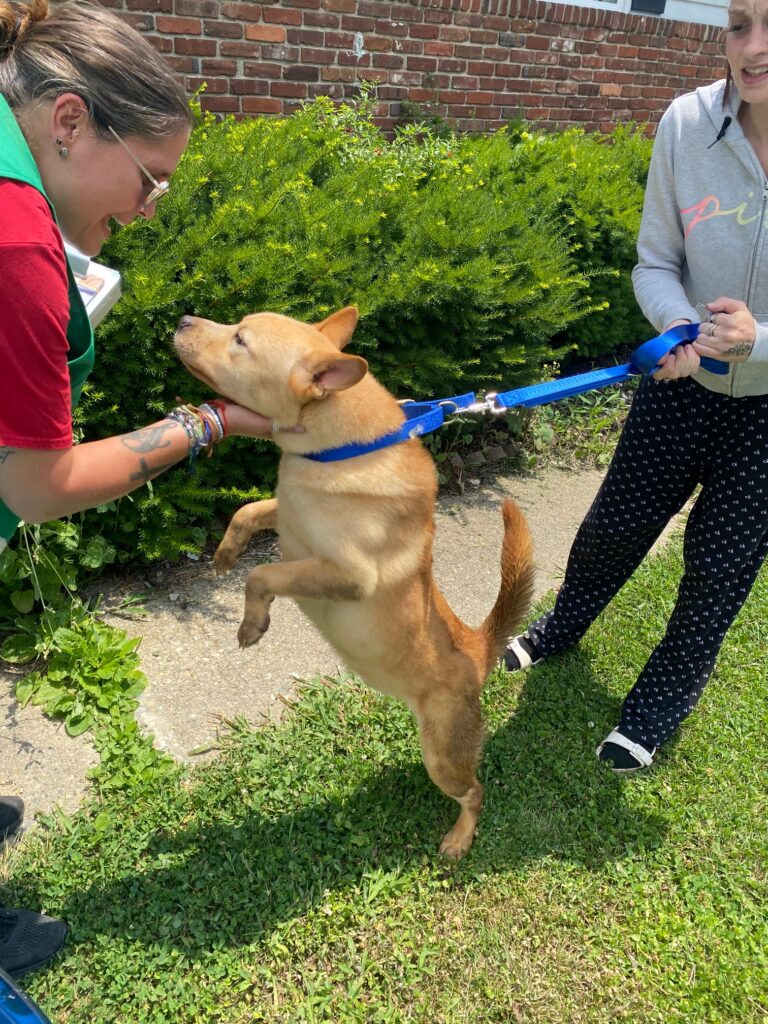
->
[527, 375, 768, 749]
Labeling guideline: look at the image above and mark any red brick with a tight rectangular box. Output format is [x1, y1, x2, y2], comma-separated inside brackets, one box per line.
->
[301, 47, 336, 63]
[425, 41, 453, 56]
[244, 60, 283, 77]
[156, 15, 201, 33]
[410, 24, 440, 40]
[372, 53, 404, 69]
[221, 2, 262, 19]
[232, 78, 269, 94]
[147, 33, 173, 51]
[126, 0, 172, 10]
[174, 37, 217, 55]
[175, 0, 219, 14]
[365, 34, 392, 51]
[263, 6, 302, 23]
[201, 58, 238, 74]
[324, 31, 355, 48]
[201, 96, 240, 111]
[286, 27, 324, 44]
[222, 41, 265, 56]
[271, 81, 308, 97]
[242, 97, 282, 113]
[186, 75, 228, 92]
[321, 66, 359, 81]
[303, 10, 339, 27]
[204, 20, 244, 37]
[165, 55, 198, 72]
[245, 24, 286, 42]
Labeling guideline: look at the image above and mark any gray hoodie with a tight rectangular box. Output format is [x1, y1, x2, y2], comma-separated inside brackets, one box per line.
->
[632, 78, 768, 397]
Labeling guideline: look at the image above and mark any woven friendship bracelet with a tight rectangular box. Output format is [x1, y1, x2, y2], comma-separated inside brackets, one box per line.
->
[166, 401, 227, 472]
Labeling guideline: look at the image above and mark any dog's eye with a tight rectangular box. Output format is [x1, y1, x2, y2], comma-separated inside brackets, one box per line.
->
[234, 333, 247, 348]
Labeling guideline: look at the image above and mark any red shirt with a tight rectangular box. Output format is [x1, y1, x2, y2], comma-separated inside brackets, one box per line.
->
[0, 178, 73, 449]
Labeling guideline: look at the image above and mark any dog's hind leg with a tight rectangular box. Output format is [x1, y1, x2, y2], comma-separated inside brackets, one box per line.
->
[414, 689, 485, 860]
[214, 498, 278, 575]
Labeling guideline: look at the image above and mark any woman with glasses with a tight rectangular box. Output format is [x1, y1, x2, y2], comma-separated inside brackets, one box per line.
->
[0, 0, 285, 978]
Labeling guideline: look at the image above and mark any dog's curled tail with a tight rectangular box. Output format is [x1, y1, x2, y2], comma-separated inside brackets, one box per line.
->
[481, 499, 535, 675]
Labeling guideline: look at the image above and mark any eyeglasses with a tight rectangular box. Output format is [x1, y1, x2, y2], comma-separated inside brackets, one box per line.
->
[107, 125, 169, 212]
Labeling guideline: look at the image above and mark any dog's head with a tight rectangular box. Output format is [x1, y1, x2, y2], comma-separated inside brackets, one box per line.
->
[173, 306, 368, 427]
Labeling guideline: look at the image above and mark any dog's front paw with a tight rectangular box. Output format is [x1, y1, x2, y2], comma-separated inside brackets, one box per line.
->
[237, 611, 271, 648]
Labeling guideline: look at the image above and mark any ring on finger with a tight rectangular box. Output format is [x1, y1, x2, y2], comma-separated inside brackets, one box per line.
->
[708, 312, 717, 325]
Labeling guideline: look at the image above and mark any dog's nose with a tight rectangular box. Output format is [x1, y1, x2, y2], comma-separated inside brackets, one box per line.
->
[177, 315, 195, 331]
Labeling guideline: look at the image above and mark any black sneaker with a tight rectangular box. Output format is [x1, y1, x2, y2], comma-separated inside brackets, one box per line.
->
[502, 632, 543, 671]
[0, 796, 23, 845]
[0, 907, 67, 978]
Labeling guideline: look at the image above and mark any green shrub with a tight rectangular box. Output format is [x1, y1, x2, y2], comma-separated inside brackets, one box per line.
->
[68, 98, 651, 563]
[517, 122, 655, 359]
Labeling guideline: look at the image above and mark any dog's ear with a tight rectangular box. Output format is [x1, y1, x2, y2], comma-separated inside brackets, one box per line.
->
[290, 351, 368, 401]
[313, 306, 358, 350]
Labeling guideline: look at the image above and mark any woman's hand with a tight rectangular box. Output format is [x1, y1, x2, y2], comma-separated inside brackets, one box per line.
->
[653, 333, 701, 381]
[216, 400, 305, 439]
[693, 298, 756, 364]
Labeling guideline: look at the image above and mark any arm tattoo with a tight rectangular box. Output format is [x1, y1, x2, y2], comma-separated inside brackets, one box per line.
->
[0, 448, 16, 467]
[129, 459, 180, 485]
[121, 422, 178, 454]
[724, 342, 754, 357]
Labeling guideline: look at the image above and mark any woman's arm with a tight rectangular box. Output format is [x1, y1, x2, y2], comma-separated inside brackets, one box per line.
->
[0, 402, 276, 524]
[631, 104, 700, 332]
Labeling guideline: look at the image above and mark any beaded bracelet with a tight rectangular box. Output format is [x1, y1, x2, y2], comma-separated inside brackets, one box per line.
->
[166, 400, 227, 472]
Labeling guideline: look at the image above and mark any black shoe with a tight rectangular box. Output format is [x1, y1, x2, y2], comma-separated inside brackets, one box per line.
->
[0, 907, 67, 978]
[0, 796, 24, 844]
[502, 632, 543, 671]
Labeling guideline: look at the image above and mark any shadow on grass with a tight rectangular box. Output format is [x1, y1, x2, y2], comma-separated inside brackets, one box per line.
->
[35, 648, 665, 959]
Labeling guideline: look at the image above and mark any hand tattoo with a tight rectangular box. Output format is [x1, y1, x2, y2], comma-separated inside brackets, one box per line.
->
[121, 422, 177, 454]
[723, 342, 753, 357]
[0, 448, 16, 466]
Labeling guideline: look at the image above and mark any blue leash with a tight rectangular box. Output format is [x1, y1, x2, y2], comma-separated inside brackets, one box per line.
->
[0, 969, 52, 1024]
[304, 324, 725, 462]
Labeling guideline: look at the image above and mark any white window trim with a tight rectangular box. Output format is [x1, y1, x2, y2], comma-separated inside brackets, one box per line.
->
[556, 0, 633, 10]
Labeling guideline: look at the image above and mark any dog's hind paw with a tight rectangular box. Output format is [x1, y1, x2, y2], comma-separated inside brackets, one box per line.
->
[438, 827, 474, 862]
[237, 613, 271, 648]
[213, 547, 238, 576]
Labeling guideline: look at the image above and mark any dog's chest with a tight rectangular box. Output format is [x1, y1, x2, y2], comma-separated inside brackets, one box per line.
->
[275, 457, 436, 596]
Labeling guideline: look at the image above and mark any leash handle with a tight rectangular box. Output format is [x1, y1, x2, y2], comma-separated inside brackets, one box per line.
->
[628, 323, 727, 376]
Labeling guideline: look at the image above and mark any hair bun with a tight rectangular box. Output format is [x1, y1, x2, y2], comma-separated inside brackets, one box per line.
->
[0, 0, 49, 58]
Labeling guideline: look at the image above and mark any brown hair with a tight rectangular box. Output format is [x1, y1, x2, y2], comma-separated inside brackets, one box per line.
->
[0, 0, 192, 138]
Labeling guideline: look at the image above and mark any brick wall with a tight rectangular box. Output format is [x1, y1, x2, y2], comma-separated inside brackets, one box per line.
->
[103, 0, 727, 133]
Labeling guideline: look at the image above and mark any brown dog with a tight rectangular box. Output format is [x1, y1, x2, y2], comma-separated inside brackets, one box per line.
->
[174, 306, 534, 858]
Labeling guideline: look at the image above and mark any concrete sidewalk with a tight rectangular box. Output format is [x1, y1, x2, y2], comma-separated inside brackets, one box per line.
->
[0, 467, 609, 824]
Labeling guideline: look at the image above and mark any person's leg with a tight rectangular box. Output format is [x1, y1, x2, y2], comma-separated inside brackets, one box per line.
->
[0, 796, 23, 843]
[0, 797, 67, 977]
[602, 390, 768, 767]
[505, 378, 701, 669]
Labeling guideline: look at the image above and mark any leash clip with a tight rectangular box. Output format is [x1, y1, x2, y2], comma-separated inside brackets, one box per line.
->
[448, 393, 503, 417]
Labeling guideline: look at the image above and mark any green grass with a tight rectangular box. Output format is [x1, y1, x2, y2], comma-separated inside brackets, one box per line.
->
[3, 536, 767, 1023]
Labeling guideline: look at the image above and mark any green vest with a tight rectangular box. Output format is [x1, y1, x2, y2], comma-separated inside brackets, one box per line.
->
[0, 95, 95, 545]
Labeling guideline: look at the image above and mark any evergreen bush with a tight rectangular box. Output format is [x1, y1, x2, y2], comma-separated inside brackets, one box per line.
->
[73, 97, 651, 563]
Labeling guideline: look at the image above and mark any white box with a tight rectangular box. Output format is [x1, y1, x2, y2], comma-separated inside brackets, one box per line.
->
[64, 242, 122, 328]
